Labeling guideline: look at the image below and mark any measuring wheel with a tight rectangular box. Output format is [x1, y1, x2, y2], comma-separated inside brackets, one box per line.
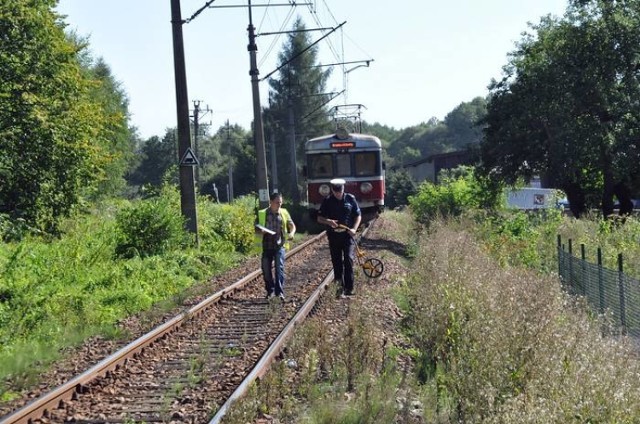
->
[362, 257, 384, 278]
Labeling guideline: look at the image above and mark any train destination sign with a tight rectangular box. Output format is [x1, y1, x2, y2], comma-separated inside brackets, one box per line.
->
[330, 141, 356, 149]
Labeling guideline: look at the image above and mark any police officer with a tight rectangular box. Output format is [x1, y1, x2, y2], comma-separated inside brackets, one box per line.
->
[316, 178, 362, 297]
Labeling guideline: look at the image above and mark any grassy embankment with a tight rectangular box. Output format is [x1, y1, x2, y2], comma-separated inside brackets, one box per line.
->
[222, 209, 640, 423]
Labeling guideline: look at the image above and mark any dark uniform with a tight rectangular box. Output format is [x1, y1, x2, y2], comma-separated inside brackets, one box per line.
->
[317, 192, 361, 295]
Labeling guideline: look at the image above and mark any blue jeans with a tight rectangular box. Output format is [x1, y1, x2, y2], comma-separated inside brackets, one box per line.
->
[262, 247, 286, 296]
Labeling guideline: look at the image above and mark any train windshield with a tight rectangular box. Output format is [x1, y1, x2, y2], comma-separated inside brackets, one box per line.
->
[308, 154, 333, 178]
[308, 151, 380, 178]
[354, 152, 378, 176]
[335, 153, 351, 177]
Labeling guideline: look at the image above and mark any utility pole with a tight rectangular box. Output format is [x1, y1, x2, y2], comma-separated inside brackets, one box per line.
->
[247, 0, 269, 207]
[191, 100, 211, 187]
[269, 132, 278, 193]
[170, 0, 198, 245]
[192, 100, 200, 185]
[226, 120, 234, 202]
[287, 98, 300, 203]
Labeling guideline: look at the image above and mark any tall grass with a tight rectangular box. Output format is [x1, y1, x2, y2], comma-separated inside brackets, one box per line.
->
[403, 219, 640, 422]
[471, 208, 640, 280]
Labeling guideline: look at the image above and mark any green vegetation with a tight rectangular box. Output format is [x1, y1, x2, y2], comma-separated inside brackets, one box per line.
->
[0, 2, 132, 234]
[408, 166, 502, 225]
[402, 219, 640, 422]
[5, 0, 640, 420]
[480, 0, 640, 217]
[0, 188, 256, 397]
[222, 203, 640, 423]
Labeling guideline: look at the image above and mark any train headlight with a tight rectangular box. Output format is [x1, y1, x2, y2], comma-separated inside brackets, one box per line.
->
[319, 184, 331, 197]
[360, 182, 373, 194]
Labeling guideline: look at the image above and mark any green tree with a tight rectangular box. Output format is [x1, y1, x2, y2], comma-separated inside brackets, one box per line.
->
[385, 169, 417, 209]
[480, 0, 640, 218]
[263, 16, 333, 203]
[127, 129, 178, 188]
[0, 1, 111, 233]
[198, 123, 255, 201]
[385, 98, 485, 170]
[443, 96, 487, 150]
[81, 57, 134, 198]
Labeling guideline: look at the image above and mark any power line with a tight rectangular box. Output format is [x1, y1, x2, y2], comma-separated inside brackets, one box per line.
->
[260, 21, 346, 82]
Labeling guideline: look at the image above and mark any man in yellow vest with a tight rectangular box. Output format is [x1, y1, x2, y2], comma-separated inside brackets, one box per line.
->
[256, 192, 296, 301]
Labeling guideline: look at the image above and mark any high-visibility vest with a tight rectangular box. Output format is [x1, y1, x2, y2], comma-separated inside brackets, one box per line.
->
[257, 208, 292, 249]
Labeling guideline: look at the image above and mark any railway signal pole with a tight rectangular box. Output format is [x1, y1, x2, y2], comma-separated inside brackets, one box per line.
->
[170, 0, 199, 245]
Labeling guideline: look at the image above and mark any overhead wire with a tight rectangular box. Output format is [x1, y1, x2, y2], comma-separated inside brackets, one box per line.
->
[258, 4, 297, 69]
[184, 0, 218, 24]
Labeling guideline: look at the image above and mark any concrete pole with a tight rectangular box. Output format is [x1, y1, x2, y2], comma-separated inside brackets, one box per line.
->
[170, 0, 198, 245]
[247, 0, 269, 207]
[287, 99, 299, 203]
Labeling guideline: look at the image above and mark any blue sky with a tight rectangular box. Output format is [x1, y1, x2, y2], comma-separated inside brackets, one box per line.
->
[56, 0, 568, 139]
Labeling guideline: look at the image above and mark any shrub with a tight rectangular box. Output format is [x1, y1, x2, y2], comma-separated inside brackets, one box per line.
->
[198, 195, 256, 254]
[409, 169, 476, 224]
[114, 193, 188, 258]
[385, 170, 417, 209]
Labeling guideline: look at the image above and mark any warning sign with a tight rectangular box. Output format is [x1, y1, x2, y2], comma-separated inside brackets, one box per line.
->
[180, 147, 199, 166]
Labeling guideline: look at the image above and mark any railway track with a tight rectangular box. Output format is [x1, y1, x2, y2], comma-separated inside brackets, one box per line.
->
[0, 225, 375, 424]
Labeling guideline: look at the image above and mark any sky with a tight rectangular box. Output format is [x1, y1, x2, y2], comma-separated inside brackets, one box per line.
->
[55, 0, 569, 140]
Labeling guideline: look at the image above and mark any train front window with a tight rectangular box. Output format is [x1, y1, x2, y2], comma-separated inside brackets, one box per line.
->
[309, 154, 332, 178]
[354, 152, 378, 176]
[335, 153, 351, 177]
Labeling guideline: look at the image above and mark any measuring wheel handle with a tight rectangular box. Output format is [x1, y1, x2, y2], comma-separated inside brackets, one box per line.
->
[362, 257, 384, 278]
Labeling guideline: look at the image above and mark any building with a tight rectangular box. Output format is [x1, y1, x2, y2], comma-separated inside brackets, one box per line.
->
[399, 150, 473, 184]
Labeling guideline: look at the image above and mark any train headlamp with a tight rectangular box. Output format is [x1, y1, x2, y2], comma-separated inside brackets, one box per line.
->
[319, 184, 331, 197]
[360, 182, 373, 194]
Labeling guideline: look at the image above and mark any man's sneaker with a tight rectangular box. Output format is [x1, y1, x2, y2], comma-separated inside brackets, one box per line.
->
[278, 294, 285, 302]
[266, 292, 275, 299]
[344, 291, 355, 296]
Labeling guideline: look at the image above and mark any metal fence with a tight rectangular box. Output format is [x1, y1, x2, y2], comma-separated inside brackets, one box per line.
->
[557, 235, 640, 337]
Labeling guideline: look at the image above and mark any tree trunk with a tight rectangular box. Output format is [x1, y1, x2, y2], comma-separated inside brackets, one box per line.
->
[614, 182, 634, 216]
[565, 183, 586, 218]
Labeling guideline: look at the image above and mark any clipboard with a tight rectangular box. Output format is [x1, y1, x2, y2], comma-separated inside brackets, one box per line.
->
[255, 224, 276, 235]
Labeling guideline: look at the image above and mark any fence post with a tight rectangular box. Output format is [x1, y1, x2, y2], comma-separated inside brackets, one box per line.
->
[557, 235, 562, 279]
[569, 239, 574, 294]
[597, 247, 605, 314]
[618, 253, 627, 334]
[581, 243, 586, 296]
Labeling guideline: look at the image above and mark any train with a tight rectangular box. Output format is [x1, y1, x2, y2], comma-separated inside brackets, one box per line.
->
[303, 129, 385, 222]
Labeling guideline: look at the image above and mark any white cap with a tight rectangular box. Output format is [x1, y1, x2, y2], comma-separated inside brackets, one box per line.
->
[330, 178, 346, 185]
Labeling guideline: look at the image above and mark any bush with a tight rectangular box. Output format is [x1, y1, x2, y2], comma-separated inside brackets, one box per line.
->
[385, 170, 417, 209]
[198, 195, 256, 254]
[0, 215, 34, 242]
[114, 194, 188, 258]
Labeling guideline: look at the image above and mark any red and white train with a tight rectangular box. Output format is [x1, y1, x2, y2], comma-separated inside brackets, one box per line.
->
[304, 129, 385, 222]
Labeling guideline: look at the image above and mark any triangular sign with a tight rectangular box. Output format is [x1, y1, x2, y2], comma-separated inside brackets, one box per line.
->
[180, 147, 199, 166]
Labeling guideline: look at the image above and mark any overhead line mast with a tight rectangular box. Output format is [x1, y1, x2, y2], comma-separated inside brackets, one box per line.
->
[170, 0, 199, 245]
[206, 0, 311, 207]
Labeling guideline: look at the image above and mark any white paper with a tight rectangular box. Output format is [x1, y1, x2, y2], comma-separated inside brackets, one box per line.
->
[255, 224, 276, 235]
